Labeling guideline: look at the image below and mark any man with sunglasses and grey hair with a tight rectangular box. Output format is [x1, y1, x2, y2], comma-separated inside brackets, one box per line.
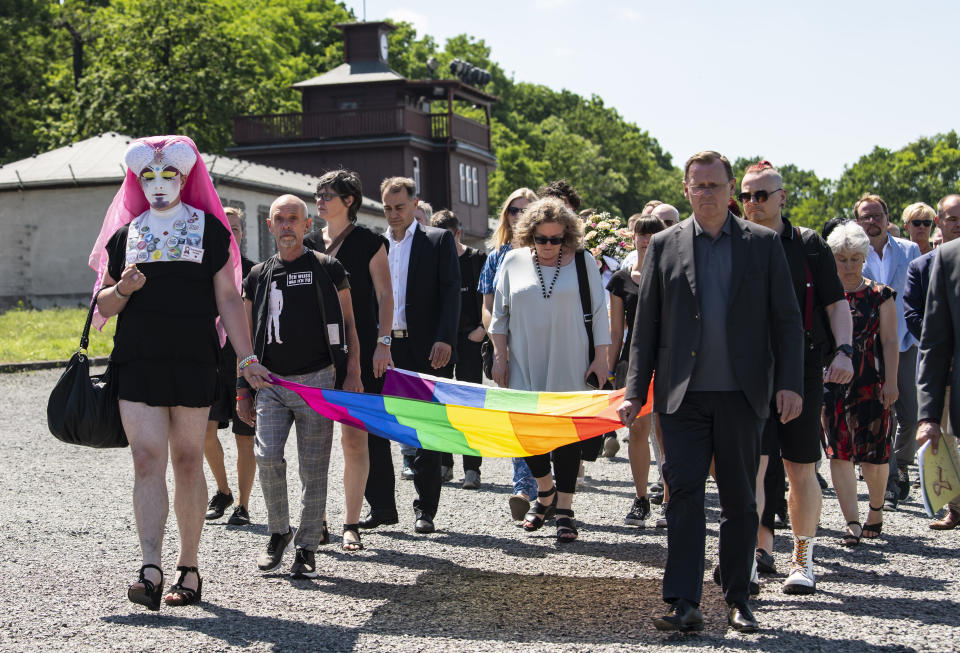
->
[738, 161, 853, 596]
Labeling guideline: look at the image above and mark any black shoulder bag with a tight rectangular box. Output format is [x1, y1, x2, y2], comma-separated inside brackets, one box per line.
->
[575, 250, 612, 462]
[46, 295, 128, 448]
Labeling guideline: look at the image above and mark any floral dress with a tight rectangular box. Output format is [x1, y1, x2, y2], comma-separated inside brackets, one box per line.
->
[822, 279, 895, 463]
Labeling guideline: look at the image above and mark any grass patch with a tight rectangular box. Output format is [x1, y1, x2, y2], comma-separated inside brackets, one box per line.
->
[0, 307, 116, 363]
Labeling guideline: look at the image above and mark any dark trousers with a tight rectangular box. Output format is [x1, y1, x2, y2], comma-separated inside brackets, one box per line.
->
[442, 335, 483, 472]
[760, 453, 786, 532]
[364, 336, 453, 519]
[658, 391, 763, 607]
[889, 345, 919, 489]
[526, 441, 582, 494]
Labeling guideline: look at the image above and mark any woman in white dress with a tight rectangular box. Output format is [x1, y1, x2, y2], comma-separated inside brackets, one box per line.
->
[490, 198, 610, 542]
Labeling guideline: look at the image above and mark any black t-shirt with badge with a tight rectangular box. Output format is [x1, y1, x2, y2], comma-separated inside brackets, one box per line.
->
[242, 250, 350, 376]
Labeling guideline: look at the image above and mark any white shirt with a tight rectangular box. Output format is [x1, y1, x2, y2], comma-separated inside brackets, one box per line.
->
[865, 237, 895, 285]
[387, 219, 417, 330]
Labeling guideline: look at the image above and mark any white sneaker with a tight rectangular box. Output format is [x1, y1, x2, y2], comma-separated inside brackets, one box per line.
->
[782, 536, 816, 595]
[655, 502, 668, 528]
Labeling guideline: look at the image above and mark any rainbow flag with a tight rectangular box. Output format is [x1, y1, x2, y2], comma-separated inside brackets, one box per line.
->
[269, 369, 652, 457]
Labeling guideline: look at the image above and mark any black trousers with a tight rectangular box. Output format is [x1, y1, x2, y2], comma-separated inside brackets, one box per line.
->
[658, 391, 763, 607]
[526, 441, 582, 494]
[364, 336, 453, 519]
[441, 335, 483, 472]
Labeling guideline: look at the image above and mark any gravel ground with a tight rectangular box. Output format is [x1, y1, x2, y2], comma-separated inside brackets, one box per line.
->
[2, 368, 958, 652]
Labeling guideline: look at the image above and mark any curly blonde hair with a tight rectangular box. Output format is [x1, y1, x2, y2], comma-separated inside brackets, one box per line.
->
[513, 197, 584, 251]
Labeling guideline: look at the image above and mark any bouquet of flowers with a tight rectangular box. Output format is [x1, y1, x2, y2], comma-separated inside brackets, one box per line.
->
[583, 211, 634, 271]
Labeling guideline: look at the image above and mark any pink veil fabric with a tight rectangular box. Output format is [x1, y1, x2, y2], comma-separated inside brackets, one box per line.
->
[88, 135, 241, 344]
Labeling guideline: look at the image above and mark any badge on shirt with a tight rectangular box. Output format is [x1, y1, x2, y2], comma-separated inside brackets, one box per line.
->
[181, 245, 204, 263]
[327, 323, 341, 345]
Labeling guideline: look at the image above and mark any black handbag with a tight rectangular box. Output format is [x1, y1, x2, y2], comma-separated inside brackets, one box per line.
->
[481, 338, 494, 379]
[46, 296, 128, 448]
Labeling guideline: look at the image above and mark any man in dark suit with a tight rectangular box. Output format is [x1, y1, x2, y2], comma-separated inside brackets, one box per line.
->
[618, 151, 804, 633]
[914, 195, 960, 530]
[360, 177, 461, 535]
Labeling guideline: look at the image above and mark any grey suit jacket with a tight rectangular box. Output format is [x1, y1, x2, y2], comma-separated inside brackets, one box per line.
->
[917, 239, 960, 428]
[624, 214, 804, 419]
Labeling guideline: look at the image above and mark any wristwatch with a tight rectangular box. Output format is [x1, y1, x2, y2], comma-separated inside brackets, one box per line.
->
[836, 344, 854, 358]
[377, 335, 392, 346]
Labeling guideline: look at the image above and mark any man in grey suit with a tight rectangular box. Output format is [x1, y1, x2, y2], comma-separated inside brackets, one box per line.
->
[917, 237, 960, 527]
[618, 151, 804, 633]
[856, 194, 922, 509]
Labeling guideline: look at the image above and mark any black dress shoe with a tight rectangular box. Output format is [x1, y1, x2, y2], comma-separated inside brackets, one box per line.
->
[727, 602, 759, 633]
[414, 511, 435, 534]
[653, 599, 703, 632]
[358, 512, 399, 530]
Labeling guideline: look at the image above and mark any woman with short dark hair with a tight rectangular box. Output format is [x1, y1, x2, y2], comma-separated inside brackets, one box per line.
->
[608, 215, 666, 527]
[305, 169, 393, 551]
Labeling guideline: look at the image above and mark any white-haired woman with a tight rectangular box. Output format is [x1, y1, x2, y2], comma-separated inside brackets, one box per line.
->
[823, 221, 898, 546]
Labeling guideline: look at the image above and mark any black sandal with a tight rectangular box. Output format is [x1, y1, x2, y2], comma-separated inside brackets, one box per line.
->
[863, 504, 883, 539]
[342, 523, 364, 551]
[320, 520, 330, 545]
[164, 566, 202, 607]
[555, 508, 578, 543]
[841, 521, 862, 547]
[523, 487, 558, 532]
[127, 564, 163, 611]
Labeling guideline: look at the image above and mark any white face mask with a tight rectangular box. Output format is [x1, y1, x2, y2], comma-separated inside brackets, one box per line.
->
[139, 165, 183, 210]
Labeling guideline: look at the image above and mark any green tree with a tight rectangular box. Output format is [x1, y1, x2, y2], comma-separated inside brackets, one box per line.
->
[833, 132, 960, 222]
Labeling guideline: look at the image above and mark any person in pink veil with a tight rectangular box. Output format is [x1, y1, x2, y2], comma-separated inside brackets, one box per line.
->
[91, 135, 271, 611]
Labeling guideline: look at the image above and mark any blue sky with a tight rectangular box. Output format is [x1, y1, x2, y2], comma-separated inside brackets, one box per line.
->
[344, 0, 958, 180]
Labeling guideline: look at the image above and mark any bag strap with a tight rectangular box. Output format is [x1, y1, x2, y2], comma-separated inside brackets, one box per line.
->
[80, 293, 100, 353]
[324, 223, 356, 258]
[795, 227, 814, 332]
[574, 250, 595, 357]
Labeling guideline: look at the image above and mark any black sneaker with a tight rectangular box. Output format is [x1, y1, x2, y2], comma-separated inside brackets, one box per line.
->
[883, 489, 898, 511]
[897, 467, 911, 501]
[227, 505, 250, 526]
[624, 496, 651, 526]
[257, 528, 294, 571]
[290, 547, 318, 579]
[205, 491, 234, 520]
[756, 547, 776, 574]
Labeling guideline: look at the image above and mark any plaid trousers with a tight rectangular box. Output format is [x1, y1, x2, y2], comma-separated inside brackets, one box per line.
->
[255, 365, 335, 551]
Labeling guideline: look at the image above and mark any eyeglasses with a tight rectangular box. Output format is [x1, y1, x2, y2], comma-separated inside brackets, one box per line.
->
[507, 206, 526, 216]
[315, 192, 341, 202]
[856, 213, 886, 223]
[738, 188, 782, 204]
[687, 183, 729, 196]
[910, 219, 933, 227]
[533, 235, 564, 245]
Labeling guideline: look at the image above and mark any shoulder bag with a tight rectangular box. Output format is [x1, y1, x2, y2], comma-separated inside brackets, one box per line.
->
[46, 296, 128, 448]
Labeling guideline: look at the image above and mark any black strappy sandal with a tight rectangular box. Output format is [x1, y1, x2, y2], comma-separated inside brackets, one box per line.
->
[342, 523, 364, 551]
[127, 564, 163, 611]
[862, 504, 884, 539]
[523, 487, 558, 532]
[841, 521, 862, 547]
[555, 508, 578, 543]
[164, 566, 203, 607]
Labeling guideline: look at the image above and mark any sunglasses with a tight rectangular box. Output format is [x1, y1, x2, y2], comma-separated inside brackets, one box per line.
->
[507, 206, 526, 216]
[534, 235, 564, 245]
[910, 219, 933, 227]
[737, 188, 782, 204]
[315, 192, 341, 202]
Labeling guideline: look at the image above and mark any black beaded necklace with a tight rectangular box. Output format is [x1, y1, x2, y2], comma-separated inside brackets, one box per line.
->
[534, 245, 563, 299]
